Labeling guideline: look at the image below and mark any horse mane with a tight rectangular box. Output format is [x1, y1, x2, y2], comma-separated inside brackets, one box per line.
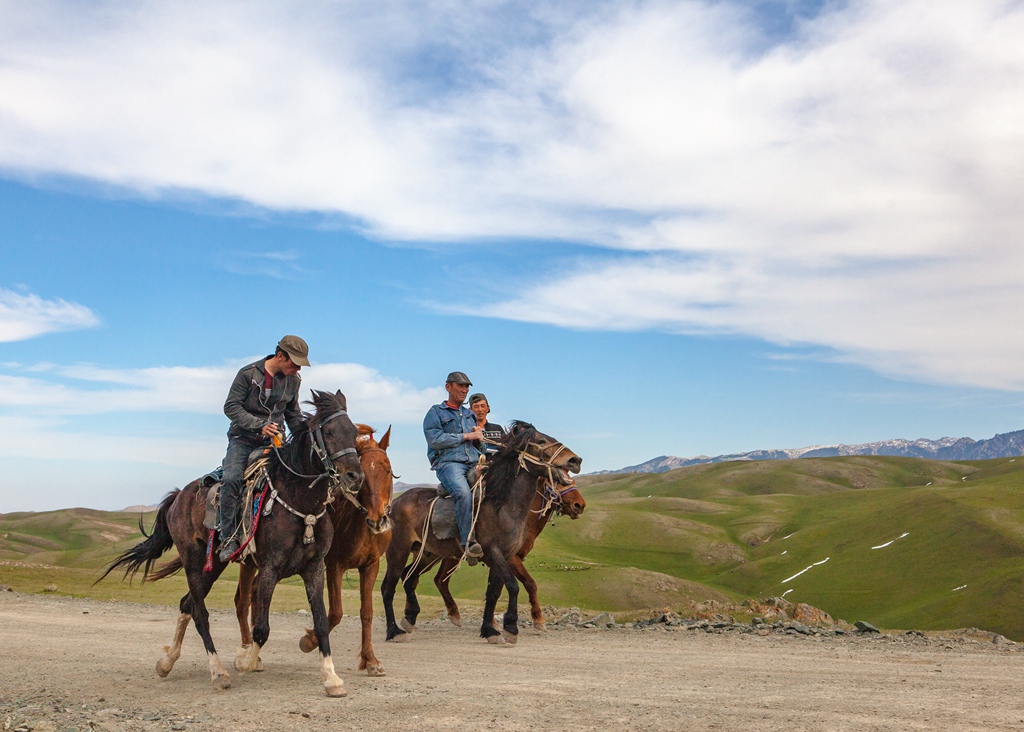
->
[484, 420, 537, 510]
[355, 423, 379, 454]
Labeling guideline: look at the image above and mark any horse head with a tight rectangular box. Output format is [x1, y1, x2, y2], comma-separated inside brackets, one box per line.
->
[543, 478, 586, 519]
[307, 389, 364, 495]
[505, 420, 582, 486]
[354, 423, 394, 534]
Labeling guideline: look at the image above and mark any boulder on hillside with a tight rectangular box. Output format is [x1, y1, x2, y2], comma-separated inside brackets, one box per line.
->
[794, 602, 833, 626]
[742, 597, 834, 627]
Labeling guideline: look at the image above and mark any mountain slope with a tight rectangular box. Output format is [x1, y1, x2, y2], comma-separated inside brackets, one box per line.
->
[603, 429, 1024, 474]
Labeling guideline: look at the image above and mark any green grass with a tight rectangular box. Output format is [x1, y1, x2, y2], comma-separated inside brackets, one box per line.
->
[4, 456, 1024, 638]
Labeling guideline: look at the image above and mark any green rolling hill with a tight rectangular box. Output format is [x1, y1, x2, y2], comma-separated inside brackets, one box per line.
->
[3, 456, 1023, 638]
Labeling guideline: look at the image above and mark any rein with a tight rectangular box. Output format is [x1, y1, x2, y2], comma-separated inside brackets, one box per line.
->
[533, 478, 578, 517]
[515, 440, 571, 489]
[263, 407, 358, 544]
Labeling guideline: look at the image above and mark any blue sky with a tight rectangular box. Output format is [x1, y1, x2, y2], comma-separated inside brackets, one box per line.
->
[2, 0, 1023, 511]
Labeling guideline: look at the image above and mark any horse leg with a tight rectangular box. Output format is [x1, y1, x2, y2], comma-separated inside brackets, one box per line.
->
[156, 594, 192, 678]
[302, 562, 346, 697]
[233, 563, 263, 672]
[358, 561, 385, 676]
[382, 556, 408, 642]
[235, 566, 278, 674]
[433, 557, 462, 627]
[300, 560, 341, 654]
[183, 561, 232, 689]
[498, 557, 521, 644]
[480, 566, 506, 644]
[400, 561, 425, 633]
[509, 555, 544, 630]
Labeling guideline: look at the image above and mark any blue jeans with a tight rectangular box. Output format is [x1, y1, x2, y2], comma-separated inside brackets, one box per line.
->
[219, 434, 264, 540]
[434, 461, 475, 546]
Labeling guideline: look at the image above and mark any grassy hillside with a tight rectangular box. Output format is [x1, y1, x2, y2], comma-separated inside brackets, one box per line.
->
[4, 456, 1024, 638]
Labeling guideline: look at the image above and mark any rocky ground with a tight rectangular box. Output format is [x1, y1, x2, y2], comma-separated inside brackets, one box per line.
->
[2, 589, 1024, 731]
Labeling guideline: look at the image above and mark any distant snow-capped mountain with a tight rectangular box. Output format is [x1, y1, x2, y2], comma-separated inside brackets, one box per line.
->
[597, 429, 1024, 475]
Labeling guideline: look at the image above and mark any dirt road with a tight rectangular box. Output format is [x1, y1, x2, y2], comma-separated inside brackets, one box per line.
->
[2, 591, 1023, 731]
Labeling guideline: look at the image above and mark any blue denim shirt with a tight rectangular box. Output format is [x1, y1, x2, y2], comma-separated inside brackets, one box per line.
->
[423, 402, 481, 468]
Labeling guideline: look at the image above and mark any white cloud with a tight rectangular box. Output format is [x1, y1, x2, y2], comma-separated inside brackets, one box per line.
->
[0, 359, 440, 423]
[0, 288, 100, 342]
[1, 1, 1023, 388]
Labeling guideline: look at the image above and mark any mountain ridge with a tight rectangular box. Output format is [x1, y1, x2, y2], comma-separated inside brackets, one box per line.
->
[598, 428, 1024, 475]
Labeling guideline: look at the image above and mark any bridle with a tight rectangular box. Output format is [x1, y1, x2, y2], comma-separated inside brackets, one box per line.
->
[516, 439, 573, 488]
[534, 479, 580, 518]
[262, 407, 361, 543]
[272, 408, 358, 495]
[345, 445, 394, 530]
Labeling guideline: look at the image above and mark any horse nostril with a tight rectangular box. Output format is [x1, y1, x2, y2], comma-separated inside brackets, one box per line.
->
[346, 470, 362, 485]
[567, 457, 582, 473]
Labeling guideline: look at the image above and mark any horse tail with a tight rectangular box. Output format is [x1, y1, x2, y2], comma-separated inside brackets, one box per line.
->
[147, 556, 184, 582]
[94, 490, 179, 585]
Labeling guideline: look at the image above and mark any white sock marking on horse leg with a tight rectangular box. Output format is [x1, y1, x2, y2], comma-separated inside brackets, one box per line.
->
[321, 654, 346, 696]
[156, 612, 190, 677]
[207, 651, 231, 689]
[235, 641, 262, 673]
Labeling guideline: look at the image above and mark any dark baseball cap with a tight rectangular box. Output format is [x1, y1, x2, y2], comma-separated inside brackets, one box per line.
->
[469, 393, 488, 405]
[446, 371, 472, 386]
[278, 335, 310, 367]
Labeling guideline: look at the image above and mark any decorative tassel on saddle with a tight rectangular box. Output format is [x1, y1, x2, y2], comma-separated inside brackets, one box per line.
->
[203, 478, 272, 572]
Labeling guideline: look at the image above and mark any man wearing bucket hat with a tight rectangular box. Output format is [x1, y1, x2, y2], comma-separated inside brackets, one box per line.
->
[218, 335, 310, 562]
[422, 371, 485, 561]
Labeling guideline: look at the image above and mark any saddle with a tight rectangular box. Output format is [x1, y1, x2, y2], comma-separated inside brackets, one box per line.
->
[202, 447, 274, 561]
[429, 465, 484, 541]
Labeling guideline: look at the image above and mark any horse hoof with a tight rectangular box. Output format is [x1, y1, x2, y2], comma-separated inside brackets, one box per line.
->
[449, 615, 462, 628]
[254, 656, 264, 672]
[387, 631, 410, 643]
[213, 674, 232, 690]
[399, 618, 415, 633]
[486, 634, 506, 645]
[299, 634, 317, 653]
[502, 630, 518, 645]
[156, 658, 173, 678]
[532, 621, 546, 632]
[325, 684, 347, 698]
[366, 665, 386, 677]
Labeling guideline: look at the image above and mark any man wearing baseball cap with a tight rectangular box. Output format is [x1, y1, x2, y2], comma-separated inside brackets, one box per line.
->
[422, 371, 485, 561]
[217, 335, 310, 562]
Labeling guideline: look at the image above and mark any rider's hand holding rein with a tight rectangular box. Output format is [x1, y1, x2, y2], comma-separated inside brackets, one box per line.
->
[262, 422, 281, 438]
[463, 426, 485, 442]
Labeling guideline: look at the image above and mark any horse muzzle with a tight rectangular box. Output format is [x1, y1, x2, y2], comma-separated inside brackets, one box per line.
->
[365, 514, 392, 535]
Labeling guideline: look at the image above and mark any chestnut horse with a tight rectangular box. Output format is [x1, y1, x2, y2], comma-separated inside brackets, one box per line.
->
[97, 391, 364, 696]
[400, 476, 585, 632]
[235, 423, 393, 676]
[381, 421, 581, 644]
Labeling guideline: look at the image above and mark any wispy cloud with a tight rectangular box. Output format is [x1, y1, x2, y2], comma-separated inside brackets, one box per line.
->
[1, 1, 1023, 388]
[219, 249, 308, 280]
[0, 288, 100, 342]
[0, 359, 440, 424]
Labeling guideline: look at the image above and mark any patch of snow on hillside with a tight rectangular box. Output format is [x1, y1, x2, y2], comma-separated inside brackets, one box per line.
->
[871, 532, 909, 549]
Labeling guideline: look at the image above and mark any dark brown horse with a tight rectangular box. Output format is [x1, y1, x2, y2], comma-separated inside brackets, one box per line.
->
[235, 423, 393, 676]
[401, 477, 585, 632]
[97, 390, 364, 696]
[381, 421, 581, 644]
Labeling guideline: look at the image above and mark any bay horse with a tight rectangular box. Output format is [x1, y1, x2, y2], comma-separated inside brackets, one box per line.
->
[381, 421, 581, 644]
[401, 476, 585, 632]
[97, 390, 364, 696]
[235, 423, 393, 676]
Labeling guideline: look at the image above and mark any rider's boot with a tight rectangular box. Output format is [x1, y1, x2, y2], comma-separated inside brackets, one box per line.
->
[465, 532, 483, 564]
[217, 490, 241, 563]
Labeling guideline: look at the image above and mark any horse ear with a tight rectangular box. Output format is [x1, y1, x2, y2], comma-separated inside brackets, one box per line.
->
[334, 389, 348, 409]
[379, 425, 392, 451]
